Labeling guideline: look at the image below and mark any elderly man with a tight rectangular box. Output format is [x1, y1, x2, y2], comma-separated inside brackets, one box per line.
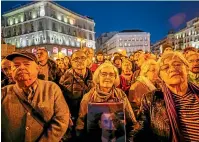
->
[59, 50, 93, 141]
[76, 61, 140, 142]
[184, 47, 199, 85]
[1, 58, 15, 87]
[137, 52, 199, 142]
[2, 51, 69, 142]
[36, 47, 60, 83]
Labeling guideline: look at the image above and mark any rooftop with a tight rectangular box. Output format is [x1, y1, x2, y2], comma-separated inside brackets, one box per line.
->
[120, 29, 144, 33]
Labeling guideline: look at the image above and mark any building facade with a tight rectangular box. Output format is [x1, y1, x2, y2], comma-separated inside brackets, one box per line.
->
[96, 31, 118, 51]
[174, 17, 199, 50]
[100, 30, 150, 56]
[151, 30, 175, 54]
[2, 1, 95, 58]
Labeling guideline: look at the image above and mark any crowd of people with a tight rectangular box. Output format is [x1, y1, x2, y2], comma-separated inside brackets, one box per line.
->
[1, 44, 199, 142]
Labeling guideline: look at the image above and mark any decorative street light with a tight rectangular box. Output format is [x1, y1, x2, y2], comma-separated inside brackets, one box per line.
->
[77, 38, 86, 49]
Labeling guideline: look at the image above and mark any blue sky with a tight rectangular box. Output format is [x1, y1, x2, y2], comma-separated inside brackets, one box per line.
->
[2, 1, 199, 43]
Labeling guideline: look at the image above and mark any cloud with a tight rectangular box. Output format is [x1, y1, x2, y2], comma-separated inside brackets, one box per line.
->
[169, 13, 186, 29]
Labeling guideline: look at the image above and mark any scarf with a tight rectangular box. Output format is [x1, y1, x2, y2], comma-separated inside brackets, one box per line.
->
[136, 76, 156, 92]
[161, 82, 199, 142]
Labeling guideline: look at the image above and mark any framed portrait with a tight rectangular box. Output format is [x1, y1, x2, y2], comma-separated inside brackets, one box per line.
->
[87, 102, 126, 142]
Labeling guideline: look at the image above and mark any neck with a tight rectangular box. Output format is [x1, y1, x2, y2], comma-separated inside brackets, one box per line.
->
[74, 68, 86, 77]
[39, 59, 48, 66]
[17, 78, 37, 89]
[100, 86, 112, 93]
[167, 81, 188, 96]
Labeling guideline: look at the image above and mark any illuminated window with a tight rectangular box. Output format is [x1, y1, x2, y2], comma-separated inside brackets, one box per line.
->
[124, 43, 127, 46]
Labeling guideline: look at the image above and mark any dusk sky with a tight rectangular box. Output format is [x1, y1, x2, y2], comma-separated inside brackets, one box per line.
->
[2, 1, 199, 43]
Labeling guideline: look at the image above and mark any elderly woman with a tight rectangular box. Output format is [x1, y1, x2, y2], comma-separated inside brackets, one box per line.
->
[76, 61, 139, 142]
[137, 52, 199, 142]
[128, 59, 160, 118]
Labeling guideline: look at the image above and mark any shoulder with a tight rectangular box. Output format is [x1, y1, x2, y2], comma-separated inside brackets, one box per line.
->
[1, 84, 15, 101]
[130, 81, 141, 90]
[114, 88, 127, 98]
[38, 79, 60, 90]
[82, 87, 95, 101]
[143, 89, 164, 103]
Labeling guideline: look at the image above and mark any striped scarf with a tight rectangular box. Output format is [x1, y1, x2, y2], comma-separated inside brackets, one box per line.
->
[161, 82, 199, 142]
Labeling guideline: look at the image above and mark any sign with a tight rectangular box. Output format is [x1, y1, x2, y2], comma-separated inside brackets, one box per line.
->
[61, 48, 67, 55]
[87, 102, 126, 142]
[68, 49, 72, 56]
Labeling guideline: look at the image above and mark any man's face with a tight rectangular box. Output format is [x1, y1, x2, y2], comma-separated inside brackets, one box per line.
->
[36, 50, 48, 62]
[1, 59, 13, 80]
[99, 67, 116, 88]
[71, 52, 87, 70]
[114, 59, 122, 69]
[11, 57, 39, 82]
[97, 54, 104, 62]
[129, 55, 134, 61]
[146, 64, 158, 82]
[164, 47, 173, 54]
[88, 49, 94, 59]
[122, 61, 132, 75]
[160, 56, 187, 85]
[186, 52, 199, 74]
[100, 113, 117, 130]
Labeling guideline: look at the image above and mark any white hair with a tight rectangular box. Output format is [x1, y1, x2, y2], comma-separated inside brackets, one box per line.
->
[93, 61, 120, 86]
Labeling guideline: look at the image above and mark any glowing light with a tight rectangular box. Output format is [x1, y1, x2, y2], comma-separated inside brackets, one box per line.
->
[53, 47, 58, 53]
[20, 15, 24, 22]
[40, 6, 45, 16]
[57, 14, 62, 21]
[61, 48, 66, 55]
[69, 19, 74, 25]
[15, 18, 18, 24]
[64, 17, 68, 23]
[32, 11, 37, 19]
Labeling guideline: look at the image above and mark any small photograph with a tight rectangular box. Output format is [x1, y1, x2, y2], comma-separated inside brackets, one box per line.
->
[87, 102, 126, 142]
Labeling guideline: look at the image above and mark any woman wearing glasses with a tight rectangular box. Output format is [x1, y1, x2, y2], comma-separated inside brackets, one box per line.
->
[76, 61, 140, 142]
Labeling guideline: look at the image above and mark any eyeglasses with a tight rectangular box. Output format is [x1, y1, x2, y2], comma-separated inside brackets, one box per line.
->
[100, 72, 116, 78]
[188, 59, 199, 64]
[72, 56, 86, 62]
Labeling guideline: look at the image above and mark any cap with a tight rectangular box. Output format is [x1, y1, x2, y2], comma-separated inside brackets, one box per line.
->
[6, 51, 38, 64]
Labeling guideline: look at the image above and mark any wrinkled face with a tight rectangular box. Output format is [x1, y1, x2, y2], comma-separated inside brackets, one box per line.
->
[164, 47, 173, 54]
[186, 52, 199, 74]
[36, 50, 48, 62]
[12, 57, 39, 82]
[99, 67, 116, 88]
[159, 56, 187, 85]
[71, 52, 87, 70]
[114, 59, 122, 68]
[1, 59, 13, 80]
[100, 113, 117, 130]
[122, 61, 132, 75]
[146, 64, 158, 82]
[64, 57, 70, 66]
[97, 54, 104, 62]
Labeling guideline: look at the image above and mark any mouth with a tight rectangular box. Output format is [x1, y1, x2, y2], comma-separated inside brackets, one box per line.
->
[170, 73, 180, 78]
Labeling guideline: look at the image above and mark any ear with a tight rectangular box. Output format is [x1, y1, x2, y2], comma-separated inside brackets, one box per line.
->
[98, 120, 102, 128]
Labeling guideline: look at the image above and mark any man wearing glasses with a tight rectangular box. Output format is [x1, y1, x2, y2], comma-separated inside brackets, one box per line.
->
[59, 50, 93, 141]
[36, 47, 60, 84]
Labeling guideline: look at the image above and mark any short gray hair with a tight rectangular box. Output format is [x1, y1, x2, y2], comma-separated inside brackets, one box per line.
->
[93, 61, 120, 86]
[140, 59, 157, 77]
[157, 51, 189, 74]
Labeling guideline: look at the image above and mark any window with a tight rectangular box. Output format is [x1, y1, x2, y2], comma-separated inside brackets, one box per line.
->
[124, 43, 127, 46]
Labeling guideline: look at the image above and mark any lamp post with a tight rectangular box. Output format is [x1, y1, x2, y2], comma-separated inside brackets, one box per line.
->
[77, 38, 86, 49]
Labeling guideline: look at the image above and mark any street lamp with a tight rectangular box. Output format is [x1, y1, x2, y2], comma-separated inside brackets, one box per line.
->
[77, 38, 86, 49]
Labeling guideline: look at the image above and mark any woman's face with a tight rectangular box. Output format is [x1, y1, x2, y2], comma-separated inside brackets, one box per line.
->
[159, 56, 188, 85]
[146, 64, 158, 82]
[99, 67, 116, 88]
[64, 57, 69, 65]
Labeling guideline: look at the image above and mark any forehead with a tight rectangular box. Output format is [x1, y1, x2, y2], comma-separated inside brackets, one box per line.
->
[72, 52, 86, 58]
[12, 56, 33, 63]
[37, 49, 47, 53]
[101, 113, 114, 120]
[162, 56, 182, 64]
[101, 67, 114, 73]
[187, 52, 198, 59]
